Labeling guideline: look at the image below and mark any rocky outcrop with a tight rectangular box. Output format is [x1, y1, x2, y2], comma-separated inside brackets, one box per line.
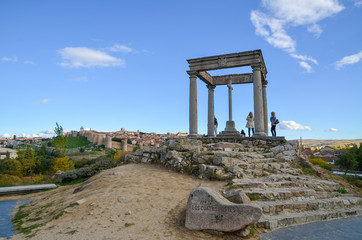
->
[123, 137, 298, 180]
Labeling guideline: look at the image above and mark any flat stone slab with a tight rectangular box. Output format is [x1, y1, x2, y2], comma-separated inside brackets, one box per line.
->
[185, 187, 262, 232]
[0, 184, 57, 195]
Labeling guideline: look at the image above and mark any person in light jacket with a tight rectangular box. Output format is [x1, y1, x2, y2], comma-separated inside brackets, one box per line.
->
[270, 111, 277, 137]
[245, 112, 254, 137]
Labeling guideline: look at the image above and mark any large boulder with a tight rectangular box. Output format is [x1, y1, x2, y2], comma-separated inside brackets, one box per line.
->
[185, 187, 262, 232]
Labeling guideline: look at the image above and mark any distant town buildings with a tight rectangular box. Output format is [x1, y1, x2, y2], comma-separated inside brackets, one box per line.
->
[302, 146, 347, 165]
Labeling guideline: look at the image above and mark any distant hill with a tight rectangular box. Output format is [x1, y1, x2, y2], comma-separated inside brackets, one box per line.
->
[300, 139, 362, 147]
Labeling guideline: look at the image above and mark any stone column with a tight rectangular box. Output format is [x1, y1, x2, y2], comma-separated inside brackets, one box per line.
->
[207, 84, 215, 137]
[228, 80, 233, 121]
[218, 81, 240, 137]
[252, 65, 266, 136]
[262, 81, 268, 136]
[189, 73, 198, 137]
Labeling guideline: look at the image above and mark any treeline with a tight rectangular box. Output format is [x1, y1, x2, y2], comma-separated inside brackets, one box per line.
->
[0, 146, 75, 177]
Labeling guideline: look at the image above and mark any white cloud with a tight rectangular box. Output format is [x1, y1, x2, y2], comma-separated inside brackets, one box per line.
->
[250, 10, 296, 53]
[41, 129, 55, 134]
[23, 60, 35, 65]
[329, 128, 338, 132]
[291, 54, 318, 64]
[1, 56, 18, 62]
[262, 0, 344, 26]
[299, 61, 313, 73]
[32, 134, 39, 138]
[355, 1, 362, 7]
[335, 50, 362, 69]
[251, 0, 344, 71]
[107, 44, 133, 53]
[41, 98, 50, 104]
[307, 24, 323, 38]
[71, 76, 88, 82]
[21, 133, 31, 138]
[2, 133, 11, 138]
[278, 120, 312, 131]
[58, 47, 125, 68]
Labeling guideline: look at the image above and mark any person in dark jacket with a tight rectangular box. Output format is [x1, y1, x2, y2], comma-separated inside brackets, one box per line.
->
[214, 117, 218, 137]
[270, 112, 278, 137]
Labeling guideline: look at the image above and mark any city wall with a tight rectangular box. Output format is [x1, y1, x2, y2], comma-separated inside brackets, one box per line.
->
[65, 130, 127, 150]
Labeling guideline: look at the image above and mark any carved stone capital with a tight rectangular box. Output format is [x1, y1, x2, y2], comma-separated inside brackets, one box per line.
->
[207, 84, 216, 90]
[252, 64, 262, 72]
[187, 71, 198, 78]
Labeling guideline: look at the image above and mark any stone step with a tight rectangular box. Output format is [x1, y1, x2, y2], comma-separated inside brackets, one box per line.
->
[257, 207, 362, 229]
[237, 162, 291, 170]
[241, 168, 302, 178]
[232, 180, 309, 189]
[231, 177, 341, 192]
[243, 188, 341, 201]
[254, 197, 362, 215]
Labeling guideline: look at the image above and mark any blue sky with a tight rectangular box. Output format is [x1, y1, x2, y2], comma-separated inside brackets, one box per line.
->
[0, 0, 361, 140]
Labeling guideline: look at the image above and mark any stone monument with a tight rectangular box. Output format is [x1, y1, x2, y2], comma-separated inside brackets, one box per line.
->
[186, 50, 269, 137]
[185, 187, 262, 232]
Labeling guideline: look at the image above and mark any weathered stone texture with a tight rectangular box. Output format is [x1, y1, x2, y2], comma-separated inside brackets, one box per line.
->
[185, 187, 262, 232]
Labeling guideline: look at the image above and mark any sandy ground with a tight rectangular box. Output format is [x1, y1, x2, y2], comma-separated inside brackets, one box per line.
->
[3, 164, 256, 240]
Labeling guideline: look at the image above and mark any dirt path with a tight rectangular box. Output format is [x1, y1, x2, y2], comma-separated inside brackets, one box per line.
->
[7, 164, 247, 240]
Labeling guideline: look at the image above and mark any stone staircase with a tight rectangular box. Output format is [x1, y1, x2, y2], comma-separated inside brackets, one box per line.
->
[216, 146, 362, 230]
[124, 138, 362, 231]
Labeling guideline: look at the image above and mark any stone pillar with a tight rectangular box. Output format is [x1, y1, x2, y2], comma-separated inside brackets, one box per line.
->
[252, 65, 266, 136]
[228, 80, 233, 121]
[218, 81, 240, 137]
[207, 84, 215, 137]
[262, 81, 268, 136]
[189, 73, 198, 137]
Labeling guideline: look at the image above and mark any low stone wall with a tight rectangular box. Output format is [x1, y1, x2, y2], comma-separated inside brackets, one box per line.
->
[123, 138, 300, 180]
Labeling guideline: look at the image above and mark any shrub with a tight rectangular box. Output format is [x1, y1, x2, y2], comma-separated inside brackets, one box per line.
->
[53, 156, 75, 172]
[74, 158, 96, 169]
[113, 150, 126, 163]
[62, 158, 115, 183]
[0, 159, 23, 176]
[309, 157, 327, 167]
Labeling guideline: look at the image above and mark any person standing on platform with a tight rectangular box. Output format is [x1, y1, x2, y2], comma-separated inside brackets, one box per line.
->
[214, 117, 218, 137]
[245, 112, 255, 137]
[270, 112, 278, 137]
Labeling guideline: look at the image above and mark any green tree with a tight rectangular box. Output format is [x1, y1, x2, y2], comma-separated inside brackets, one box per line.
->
[53, 122, 67, 155]
[335, 150, 358, 174]
[0, 159, 22, 176]
[17, 148, 37, 175]
[52, 156, 75, 172]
